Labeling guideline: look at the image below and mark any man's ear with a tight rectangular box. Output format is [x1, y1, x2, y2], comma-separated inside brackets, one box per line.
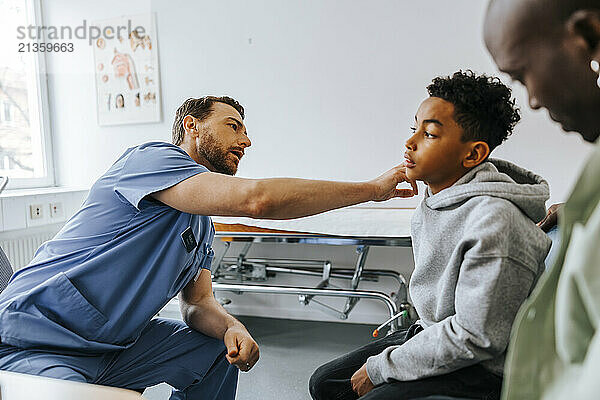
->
[182, 115, 199, 138]
[566, 10, 600, 58]
[463, 141, 490, 168]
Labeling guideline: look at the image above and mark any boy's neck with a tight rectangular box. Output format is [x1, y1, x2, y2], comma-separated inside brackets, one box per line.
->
[426, 169, 471, 195]
[428, 182, 455, 195]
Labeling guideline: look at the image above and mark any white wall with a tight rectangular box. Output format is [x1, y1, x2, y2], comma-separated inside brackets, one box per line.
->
[44, 0, 593, 204]
[41, 0, 594, 323]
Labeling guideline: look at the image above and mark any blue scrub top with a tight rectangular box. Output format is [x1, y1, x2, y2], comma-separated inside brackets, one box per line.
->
[0, 142, 215, 354]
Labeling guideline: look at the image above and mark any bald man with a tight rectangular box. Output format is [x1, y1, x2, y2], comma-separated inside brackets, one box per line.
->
[485, 1, 600, 399]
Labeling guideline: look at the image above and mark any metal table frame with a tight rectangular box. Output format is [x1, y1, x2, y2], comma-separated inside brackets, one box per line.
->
[211, 230, 413, 332]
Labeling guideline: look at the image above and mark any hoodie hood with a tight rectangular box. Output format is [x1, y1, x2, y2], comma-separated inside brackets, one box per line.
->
[424, 158, 549, 223]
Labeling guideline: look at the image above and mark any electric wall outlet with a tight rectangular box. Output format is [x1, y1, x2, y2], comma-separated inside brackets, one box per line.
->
[49, 202, 64, 219]
[29, 204, 44, 220]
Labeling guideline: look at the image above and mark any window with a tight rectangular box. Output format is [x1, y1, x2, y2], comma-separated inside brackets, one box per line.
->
[0, 0, 54, 189]
[3, 102, 12, 122]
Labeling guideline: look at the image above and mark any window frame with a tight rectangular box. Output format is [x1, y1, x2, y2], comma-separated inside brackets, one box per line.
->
[3, 0, 55, 190]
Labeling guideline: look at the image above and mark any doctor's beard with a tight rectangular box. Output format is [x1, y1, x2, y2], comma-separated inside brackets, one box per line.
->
[196, 129, 238, 176]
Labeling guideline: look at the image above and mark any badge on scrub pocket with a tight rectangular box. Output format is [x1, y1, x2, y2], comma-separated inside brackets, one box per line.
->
[180, 226, 197, 253]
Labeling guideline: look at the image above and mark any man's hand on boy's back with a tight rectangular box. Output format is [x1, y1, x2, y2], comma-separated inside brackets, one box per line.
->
[351, 363, 375, 396]
[538, 203, 563, 232]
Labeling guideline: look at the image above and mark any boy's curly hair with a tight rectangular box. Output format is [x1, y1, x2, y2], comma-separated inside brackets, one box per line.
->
[427, 70, 520, 151]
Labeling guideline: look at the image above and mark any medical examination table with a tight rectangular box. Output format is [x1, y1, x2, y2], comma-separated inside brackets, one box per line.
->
[210, 208, 415, 332]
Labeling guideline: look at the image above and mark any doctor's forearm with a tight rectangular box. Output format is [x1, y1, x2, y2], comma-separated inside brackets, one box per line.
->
[253, 178, 376, 219]
[181, 297, 243, 340]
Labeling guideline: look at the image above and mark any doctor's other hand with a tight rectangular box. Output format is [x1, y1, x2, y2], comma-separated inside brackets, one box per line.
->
[370, 163, 418, 202]
[224, 324, 260, 372]
[351, 363, 375, 396]
[537, 203, 563, 233]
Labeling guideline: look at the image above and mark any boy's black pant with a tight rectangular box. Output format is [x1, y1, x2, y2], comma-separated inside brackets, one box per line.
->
[309, 325, 502, 400]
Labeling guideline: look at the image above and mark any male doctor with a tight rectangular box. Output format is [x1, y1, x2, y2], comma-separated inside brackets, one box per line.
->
[0, 96, 416, 399]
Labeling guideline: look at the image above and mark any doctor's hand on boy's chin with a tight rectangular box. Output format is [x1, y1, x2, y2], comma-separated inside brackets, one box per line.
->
[370, 163, 418, 202]
[537, 203, 563, 233]
[224, 324, 260, 372]
[351, 363, 375, 396]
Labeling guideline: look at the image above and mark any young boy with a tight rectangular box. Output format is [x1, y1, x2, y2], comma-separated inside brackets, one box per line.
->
[310, 71, 551, 400]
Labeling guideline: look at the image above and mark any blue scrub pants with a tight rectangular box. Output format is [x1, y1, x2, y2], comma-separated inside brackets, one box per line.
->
[0, 318, 238, 400]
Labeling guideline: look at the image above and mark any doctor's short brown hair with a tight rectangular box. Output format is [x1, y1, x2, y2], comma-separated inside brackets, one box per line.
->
[172, 96, 245, 145]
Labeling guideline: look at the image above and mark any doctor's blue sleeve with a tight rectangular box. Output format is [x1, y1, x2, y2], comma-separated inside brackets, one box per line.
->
[114, 143, 208, 210]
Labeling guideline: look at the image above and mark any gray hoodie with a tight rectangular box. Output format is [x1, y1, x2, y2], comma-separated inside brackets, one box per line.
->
[366, 159, 552, 384]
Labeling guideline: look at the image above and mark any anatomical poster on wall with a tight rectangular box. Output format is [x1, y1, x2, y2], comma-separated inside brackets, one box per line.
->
[93, 13, 161, 126]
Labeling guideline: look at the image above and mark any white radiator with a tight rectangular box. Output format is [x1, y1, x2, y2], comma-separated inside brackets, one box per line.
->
[0, 231, 56, 271]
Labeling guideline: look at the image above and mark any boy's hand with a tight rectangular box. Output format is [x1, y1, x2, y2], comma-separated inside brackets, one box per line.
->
[351, 363, 375, 396]
[370, 163, 418, 201]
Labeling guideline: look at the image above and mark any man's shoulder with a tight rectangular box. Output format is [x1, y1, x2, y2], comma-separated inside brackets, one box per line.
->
[129, 141, 185, 155]
[111, 141, 182, 165]
[117, 141, 200, 170]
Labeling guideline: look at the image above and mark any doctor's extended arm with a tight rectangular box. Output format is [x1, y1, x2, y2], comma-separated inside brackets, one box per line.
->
[179, 268, 259, 371]
[152, 164, 417, 219]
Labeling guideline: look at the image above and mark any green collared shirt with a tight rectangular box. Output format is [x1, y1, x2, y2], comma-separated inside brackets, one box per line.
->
[502, 141, 600, 400]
